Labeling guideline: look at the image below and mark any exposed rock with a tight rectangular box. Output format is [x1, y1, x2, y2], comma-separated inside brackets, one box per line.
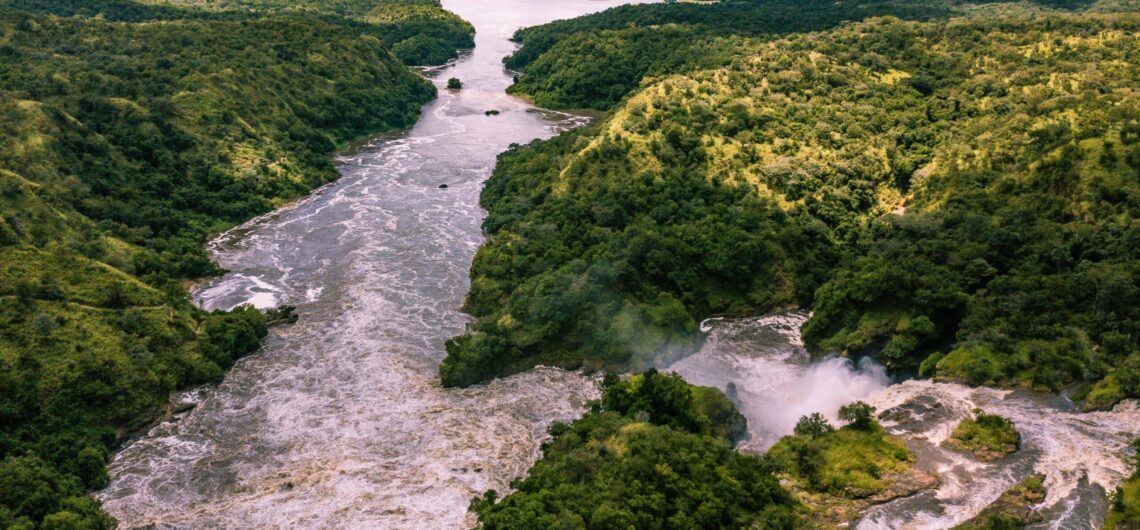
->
[792, 465, 939, 528]
[953, 474, 1046, 529]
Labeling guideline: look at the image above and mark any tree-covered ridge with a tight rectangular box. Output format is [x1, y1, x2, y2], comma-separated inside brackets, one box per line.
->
[0, 2, 468, 527]
[470, 371, 802, 529]
[2, 0, 475, 64]
[501, 0, 1115, 111]
[442, 10, 1140, 405]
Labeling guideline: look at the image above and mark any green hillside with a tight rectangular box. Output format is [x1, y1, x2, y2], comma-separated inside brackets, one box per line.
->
[3, 0, 475, 64]
[0, 2, 470, 528]
[442, 4, 1140, 409]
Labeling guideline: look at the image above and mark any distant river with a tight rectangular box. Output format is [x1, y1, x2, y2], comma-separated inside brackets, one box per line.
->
[96, 1, 648, 527]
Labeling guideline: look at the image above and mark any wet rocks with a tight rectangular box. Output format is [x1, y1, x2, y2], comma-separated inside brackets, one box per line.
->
[953, 474, 1046, 529]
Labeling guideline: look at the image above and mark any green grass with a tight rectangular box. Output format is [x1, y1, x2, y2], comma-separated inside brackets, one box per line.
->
[945, 410, 1021, 461]
[768, 422, 914, 499]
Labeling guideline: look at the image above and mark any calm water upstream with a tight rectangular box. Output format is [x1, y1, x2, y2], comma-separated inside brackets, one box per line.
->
[96, 1, 647, 527]
[96, 2, 1138, 528]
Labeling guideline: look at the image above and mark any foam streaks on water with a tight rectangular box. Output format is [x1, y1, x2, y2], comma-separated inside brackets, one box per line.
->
[96, 1, 648, 527]
[669, 314, 1139, 529]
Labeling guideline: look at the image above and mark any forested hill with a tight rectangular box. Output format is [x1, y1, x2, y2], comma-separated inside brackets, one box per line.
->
[442, 0, 1140, 415]
[0, 2, 470, 528]
[2, 0, 475, 65]
[502, 0, 1124, 110]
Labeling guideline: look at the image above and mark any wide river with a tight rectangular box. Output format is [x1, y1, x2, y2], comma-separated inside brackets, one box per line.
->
[97, 0, 646, 527]
[97, 1, 1140, 528]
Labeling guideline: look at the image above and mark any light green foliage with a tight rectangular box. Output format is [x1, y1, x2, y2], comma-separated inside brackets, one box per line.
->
[470, 373, 801, 529]
[0, 1, 471, 527]
[601, 369, 749, 443]
[769, 414, 914, 498]
[443, 7, 1140, 401]
[1106, 439, 1140, 529]
[502, 0, 1098, 111]
[945, 409, 1021, 461]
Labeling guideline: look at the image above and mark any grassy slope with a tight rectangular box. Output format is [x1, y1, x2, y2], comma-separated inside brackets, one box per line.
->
[441, 5, 1140, 404]
[0, 2, 470, 528]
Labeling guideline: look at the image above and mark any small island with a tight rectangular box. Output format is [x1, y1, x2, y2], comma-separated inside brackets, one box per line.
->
[767, 403, 938, 526]
[447, 77, 462, 89]
[954, 475, 1046, 529]
[944, 409, 1020, 461]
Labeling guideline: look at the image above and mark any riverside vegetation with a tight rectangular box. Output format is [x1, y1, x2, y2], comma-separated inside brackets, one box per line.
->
[443, 0, 1140, 404]
[450, 0, 1140, 526]
[0, 0, 472, 527]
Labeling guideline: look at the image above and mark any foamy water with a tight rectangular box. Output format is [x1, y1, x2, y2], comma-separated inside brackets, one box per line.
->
[669, 315, 1140, 529]
[96, 1, 650, 527]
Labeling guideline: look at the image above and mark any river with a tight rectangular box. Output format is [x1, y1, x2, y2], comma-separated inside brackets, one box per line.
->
[670, 314, 1140, 529]
[96, 1, 1138, 528]
[95, 1, 646, 528]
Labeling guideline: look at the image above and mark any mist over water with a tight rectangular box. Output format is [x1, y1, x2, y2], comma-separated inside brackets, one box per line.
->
[672, 313, 890, 450]
[670, 314, 1140, 529]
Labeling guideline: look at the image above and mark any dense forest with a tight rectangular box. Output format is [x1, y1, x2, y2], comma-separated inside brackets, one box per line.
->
[0, 1, 471, 527]
[471, 371, 804, 529]
[2, 0, 475, 65]
[451, 0, 1140, 524]
[443, 2, 1140, 411]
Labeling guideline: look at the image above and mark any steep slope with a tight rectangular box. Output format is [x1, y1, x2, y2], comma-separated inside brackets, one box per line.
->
[0, 3, 469, 528]
[442, 7, 1140, 410]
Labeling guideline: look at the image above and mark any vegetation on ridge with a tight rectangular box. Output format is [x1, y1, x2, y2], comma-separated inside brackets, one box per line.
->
[944, 409, 1021, 461]
[443, 6, 1140, 409]
[470, 370, 802, 529]
[3, 0, 475, 65]
[0, 0, 471, 527]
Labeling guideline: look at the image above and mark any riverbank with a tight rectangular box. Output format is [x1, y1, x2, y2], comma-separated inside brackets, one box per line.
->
[0, 3, 474, 527]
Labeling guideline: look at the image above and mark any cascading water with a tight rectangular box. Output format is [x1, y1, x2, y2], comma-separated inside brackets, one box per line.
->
[668, 313, 1140, 529]
[95, 1, 650, 528]
[93, 1, 1136, 527]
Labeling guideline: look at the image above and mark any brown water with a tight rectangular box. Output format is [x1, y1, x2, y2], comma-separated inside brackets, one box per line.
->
[95, 1, 648, 527]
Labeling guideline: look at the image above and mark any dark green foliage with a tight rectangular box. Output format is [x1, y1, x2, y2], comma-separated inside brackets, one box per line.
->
[945, 409, 1020, 461]
[3, 0, 475, 66]
[447, 77, 463, 89]
[794, 413, 834, 438]
[443, 10, 1140, 399]
[503, 0, 1096, 111]
[838, 402, 876, 431]
[0, 1, 471, 527]
[471, 375, 800, 529]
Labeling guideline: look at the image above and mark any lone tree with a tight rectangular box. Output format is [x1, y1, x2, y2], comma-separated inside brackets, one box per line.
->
[838, 401, 877, 430]
[447, 77, 462, 89]
[793, 413, 834, 438]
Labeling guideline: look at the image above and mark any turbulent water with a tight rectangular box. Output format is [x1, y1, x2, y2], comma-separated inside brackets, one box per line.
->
[670, 314, 1140, 529]
[96, 1, 649, 528]
[95, 1, 1137, 528]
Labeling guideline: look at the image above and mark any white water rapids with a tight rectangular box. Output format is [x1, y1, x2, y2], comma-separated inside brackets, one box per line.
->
[96, 0, 649, 527]
[670, 313, 1140, 529]
[94, 1, 1137, 527]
